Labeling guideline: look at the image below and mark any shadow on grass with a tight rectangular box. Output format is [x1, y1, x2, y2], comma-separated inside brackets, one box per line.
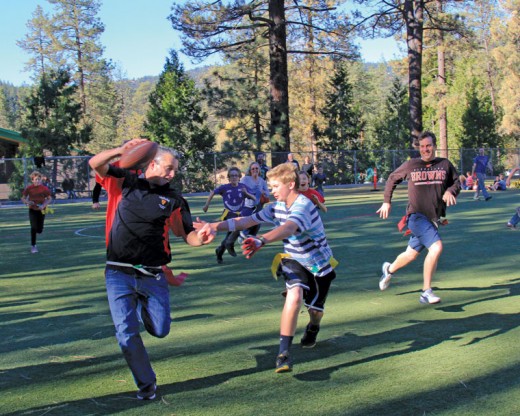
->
[2, 345, 278, 416]
[295, 312, 520, 383]
[436, 278, 520, 313]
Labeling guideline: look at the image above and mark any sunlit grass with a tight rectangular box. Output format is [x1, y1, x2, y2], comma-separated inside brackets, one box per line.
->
[1, 187, 519, 415]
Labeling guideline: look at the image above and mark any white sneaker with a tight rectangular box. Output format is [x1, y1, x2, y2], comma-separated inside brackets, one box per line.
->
[31, 245, 38, 254]
[379, 262, 393, 290]
[419, 288, 441, 304]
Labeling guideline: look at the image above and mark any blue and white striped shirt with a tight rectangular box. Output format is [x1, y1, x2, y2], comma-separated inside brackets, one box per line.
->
[252, 194, 333, 276]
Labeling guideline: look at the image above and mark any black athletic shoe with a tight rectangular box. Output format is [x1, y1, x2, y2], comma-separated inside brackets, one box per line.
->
[301, 324, 320, 348]
[275, 351, 293, 373]
[225, 243, 237, 257]
[137, 383, 157, 400]
[215, 246, 225, 264]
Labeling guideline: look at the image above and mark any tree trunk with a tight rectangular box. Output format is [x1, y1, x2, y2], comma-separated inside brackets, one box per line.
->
[269, 0, 290, 164]
[404, 0, 424, 148]
[437, 0, 448, 157]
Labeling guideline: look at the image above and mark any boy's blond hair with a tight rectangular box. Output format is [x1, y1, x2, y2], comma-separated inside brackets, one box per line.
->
[30, 171, 42, 180]
[267, 163, 300, 188]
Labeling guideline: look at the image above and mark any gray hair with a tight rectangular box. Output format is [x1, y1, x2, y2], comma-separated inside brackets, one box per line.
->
[154, 146, 179, 162]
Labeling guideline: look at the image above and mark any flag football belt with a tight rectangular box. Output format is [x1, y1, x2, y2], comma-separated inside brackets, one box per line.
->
[397, 215, 448, 237]
[106, 261, 162, 277]
[219, 209, 241, 221]
[270, 253, 339, 280]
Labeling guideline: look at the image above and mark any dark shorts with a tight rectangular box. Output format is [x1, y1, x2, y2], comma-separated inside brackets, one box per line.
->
[277, 258, 336, 312]
[407, 213, 441, 252]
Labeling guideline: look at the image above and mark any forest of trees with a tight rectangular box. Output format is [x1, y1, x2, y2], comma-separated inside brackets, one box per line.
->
[0, 0, 518, 171]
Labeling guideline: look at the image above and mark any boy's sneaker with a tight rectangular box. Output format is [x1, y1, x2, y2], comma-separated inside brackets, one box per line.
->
[225, 243, 237, 257]
[485, 196, 492, 201]
[215, 246, 224, 264]
[301, 324, 319, 348]
[31, 245, 38, 254]
[275, 351, 293, 373]
[506, 223, 516, 230]
[379, 262, 392, 291]
[419, 288, 441, 305]
[137, 383, 156, 400]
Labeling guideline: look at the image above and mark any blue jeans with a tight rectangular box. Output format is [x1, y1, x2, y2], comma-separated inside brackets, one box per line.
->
[475, 172, 490, 199]
[105, 268, 171, 391]
[510, 207, 520, 226]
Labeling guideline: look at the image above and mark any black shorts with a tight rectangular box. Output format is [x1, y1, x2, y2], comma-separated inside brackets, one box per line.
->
[277, 258, 336, 312]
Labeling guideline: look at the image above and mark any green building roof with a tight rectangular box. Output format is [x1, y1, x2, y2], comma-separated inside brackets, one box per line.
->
[0, 127, 28, 145]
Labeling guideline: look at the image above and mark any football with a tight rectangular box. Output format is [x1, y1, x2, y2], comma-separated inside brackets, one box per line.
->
[119, 141, 158, 168]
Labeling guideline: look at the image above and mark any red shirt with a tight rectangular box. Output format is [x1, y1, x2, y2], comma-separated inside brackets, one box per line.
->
[23, 184, 51, 210]
[96, 161, 126, 245]
[301, 188, 325, 205]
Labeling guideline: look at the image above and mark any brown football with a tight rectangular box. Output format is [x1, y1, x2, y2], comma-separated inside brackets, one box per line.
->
[119, 141, 158, 168]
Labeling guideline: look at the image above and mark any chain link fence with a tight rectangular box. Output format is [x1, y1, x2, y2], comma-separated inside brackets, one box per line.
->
[2, 148, 519, 201]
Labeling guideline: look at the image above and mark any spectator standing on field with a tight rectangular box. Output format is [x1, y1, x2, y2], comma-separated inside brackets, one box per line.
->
[88, 139, 214, 401]
[257, 153, 270, 180]
[312, 165, 327, 197]
[377, 131, 460, 305]
[471, 148, 492, 201]
[506, 166, 520, 229]
[21, 171, 52, 254]
[286, 153, 300, 170]
[301, 156, 314, 178]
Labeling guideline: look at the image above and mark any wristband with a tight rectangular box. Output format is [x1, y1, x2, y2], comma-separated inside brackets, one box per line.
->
[227, 218, 236, 232]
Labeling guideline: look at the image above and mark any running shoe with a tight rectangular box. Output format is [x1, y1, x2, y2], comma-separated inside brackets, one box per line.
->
[275, 351, 293, 373]
[379, 262, 392, 291]
[301, 324, 320, 348]
[419, 288, 441, 304]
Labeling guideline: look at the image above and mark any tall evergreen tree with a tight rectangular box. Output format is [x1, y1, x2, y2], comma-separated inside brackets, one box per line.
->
[145, 50, 215, 192]
[17, 5, 65, 83]
[49, 0, 105, 114]
[460, 89, 500, 148]
[21, 69, 92, 156]
[319, 63, 362, 150]
[0, 87, 11, 129]
[374, 77, 409, 150]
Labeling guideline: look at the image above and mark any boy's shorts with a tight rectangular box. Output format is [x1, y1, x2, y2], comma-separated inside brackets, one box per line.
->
[407, 213, 441, 253]
[277, 258, 336, 312]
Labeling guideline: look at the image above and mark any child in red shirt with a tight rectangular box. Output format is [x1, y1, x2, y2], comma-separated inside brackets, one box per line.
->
[298, 171, 327, 212]
[21, 171, 52, 253]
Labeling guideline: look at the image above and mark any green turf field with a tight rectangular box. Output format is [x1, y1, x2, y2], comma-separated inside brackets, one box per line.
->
[1, 187, 519, 416]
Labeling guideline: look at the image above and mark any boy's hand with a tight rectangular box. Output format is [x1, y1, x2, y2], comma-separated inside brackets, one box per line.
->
[242, 236, 265, 259]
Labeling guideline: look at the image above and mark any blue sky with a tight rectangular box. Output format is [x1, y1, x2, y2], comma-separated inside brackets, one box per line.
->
[0, 0, 404, 86]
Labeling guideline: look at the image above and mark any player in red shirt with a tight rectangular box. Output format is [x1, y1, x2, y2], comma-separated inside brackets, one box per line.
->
[92, 160, 187, 286]
[21, 171, 52, 253]
[298, 171, 327, 212]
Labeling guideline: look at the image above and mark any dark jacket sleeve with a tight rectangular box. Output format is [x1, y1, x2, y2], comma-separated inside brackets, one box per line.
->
[92, 183, 102, 203]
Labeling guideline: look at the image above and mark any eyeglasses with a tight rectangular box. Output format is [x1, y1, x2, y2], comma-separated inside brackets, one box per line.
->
[229, 174, 240, 177]
[251, 168, 259, 170]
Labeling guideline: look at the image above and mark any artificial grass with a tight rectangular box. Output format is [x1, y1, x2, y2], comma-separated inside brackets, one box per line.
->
[1, 187, 519, 415]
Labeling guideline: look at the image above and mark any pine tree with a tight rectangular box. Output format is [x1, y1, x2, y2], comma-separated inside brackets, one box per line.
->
[145, 50, 215, 192]
[319, 63, 362, 151]
[21, 69, 92, 156]
[0, 87, 11, 129]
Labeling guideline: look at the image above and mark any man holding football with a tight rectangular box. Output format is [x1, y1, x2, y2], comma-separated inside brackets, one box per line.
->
[377, 131, 460, 305]
[89, 139, 214, 400]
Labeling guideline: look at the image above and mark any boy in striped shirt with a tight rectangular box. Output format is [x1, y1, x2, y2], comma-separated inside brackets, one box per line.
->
[196, 163, 336, 373]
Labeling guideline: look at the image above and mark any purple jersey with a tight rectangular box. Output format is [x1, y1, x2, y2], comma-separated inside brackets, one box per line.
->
[214, 183, 251, 213]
